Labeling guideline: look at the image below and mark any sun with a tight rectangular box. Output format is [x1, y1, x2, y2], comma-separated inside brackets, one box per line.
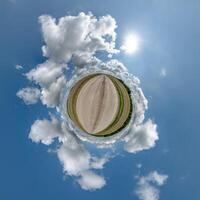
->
[121, 34, 141, 54]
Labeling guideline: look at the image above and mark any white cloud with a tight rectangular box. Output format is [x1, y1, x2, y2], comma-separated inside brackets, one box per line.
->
[135, 183, 159, 200]
[24, 12, 119, 110]
[20, 12, 162, 192]
[26, 60, 67, 87]
[77, 171, 106, 191]
[15, 64, 23, 70]
[124, 120, 158, 153]
[56, 126, 108, 190]
[17, 87, 40, 105]
[105, 59, 128, 73]
[135, 171, 168, 200]
[41, 75, 66, 108]
[144, 171, 168, 186]
[29, 117, 109, 190]
[90, 156, 109, 169]
[57, 133, 108, 177]
[57, 137, 91, 176]
[39, 12, 118, 66]
[29, 116, 64, 145]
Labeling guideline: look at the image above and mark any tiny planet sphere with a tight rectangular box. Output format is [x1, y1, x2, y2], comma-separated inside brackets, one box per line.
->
[67, 74, 132, 137]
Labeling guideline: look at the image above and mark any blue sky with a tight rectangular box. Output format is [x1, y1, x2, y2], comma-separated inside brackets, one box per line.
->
[1, 0, 200, 199]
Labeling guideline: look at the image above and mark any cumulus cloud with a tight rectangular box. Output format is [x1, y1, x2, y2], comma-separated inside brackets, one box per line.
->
[135, 171, 168, 200]
[25, 61, 68, 108]
[29, 116, 64, 145]
[77, 171, 106, 191]
[41, 75, 66, 108]
[29, 119, 108, 190]
[57, 127, 108, 190]
[57, 135, 91, 176]
[17, 87, 40, 105]
[124, 120, 159, 153]
[23, 12, 119, 110]
[17, 12, 162, 192]
[26, 60, 67, 87]
[136, 183, 159, 200]
[17, 13, 121, 189]
[39, 12, 118, 65]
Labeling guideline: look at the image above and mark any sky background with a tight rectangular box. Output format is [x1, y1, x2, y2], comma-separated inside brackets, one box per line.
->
[1, 0, 200, 199]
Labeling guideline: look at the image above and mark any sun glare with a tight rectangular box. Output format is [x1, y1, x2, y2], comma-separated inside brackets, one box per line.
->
[121, 34, 140, 54]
